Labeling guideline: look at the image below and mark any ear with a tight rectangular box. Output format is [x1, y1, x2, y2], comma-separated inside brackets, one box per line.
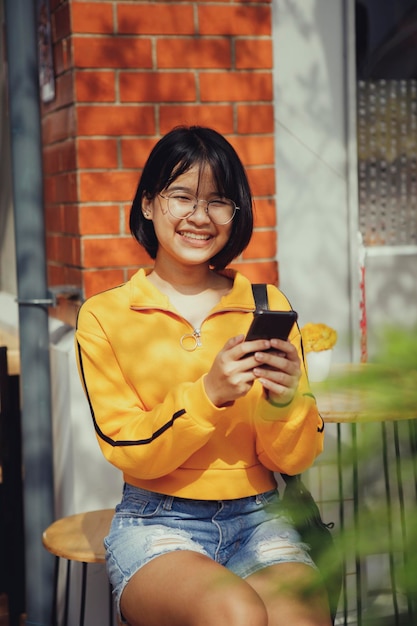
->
[141, 194, 154, 220]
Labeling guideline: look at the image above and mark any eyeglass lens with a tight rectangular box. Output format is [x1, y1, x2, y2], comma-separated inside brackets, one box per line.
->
[164, 193, 236, 224]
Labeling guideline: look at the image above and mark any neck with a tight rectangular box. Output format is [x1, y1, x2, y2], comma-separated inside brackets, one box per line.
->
[150, 262, 216, 295]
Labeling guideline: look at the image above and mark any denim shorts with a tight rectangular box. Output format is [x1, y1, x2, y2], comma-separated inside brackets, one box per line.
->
[104, 483, 316, 616]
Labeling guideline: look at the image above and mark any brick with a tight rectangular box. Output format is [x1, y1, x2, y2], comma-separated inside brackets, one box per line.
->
[48, 264, 82, 287]
[246, 167, 275, 197]
[66, 267, 83, 287]
[236, 39, 272, 70]
[230, 135, 274, 166]
[79, 171, 138, 202]
[50, 0, 62, 11]
[55, 235, 80, 266]
[237, 104, 274, 134]
[120, 72, 196, 103]
[42, 107, 76, 144]
[157, 38, 231, 69]
[242, 229, 276, 260]
[45, 203, 64, 233]
[160, 105, 234, 135]
[198, 6, 271, 36]
[53, 2, 71, 41]
[51, 295, 83, 327]
[82, 236, 150, 268]
[76, 105, 155, 136]
[54, 38, 72, 75]
[252, 198, 276, 228]
[200, 72, 272, 102]
[77, 138, 118, 169]
[73, 36, 152, 69]
[117, 4, 194, 35]
[238, 0, 273, 4]
[123, 204, 132, 234]
[44, 176, 56, 205]
[71, 2, 114, 34]
[75, 70, 115, 102]
[72, 237, 82, 266]
[79, 205, 121, 235]
[46, 234, 60, 263]
[44, 0, 278, 325]
[46, 172, 78, 204]
[48, 265, 66, 291]
[47, 233, 80, 266]
[63, 204, 81, 235]
[121, 138, 159, 169]
[53, 72, 74, 109]
[43, 140, 77, 175]
[83, 269, 126, 298]
[231, 261, 278, 286]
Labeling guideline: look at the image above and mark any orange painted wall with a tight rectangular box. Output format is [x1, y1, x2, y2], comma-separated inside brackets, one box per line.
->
[42, 0, 277, 322]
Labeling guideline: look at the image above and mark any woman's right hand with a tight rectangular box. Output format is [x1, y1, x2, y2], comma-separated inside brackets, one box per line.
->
[204, 335, 271, 407]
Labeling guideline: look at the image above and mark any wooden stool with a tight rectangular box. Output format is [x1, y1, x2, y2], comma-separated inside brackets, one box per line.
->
[42, 509, 115, 626]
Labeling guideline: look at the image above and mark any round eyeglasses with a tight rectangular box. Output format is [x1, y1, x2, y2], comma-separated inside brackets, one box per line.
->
[159, 191, 239, 225]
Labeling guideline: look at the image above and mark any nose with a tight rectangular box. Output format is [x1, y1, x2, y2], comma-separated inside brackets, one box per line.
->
[189, 199, 211, 222]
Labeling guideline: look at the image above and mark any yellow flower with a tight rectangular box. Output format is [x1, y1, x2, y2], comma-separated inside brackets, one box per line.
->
[301, 322, 337, 353]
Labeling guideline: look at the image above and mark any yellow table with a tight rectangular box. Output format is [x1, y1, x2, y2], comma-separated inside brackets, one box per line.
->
[312, 363, 417, 423]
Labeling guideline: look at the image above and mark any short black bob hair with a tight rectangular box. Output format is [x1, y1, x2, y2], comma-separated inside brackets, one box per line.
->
[129, 126, 254, 270]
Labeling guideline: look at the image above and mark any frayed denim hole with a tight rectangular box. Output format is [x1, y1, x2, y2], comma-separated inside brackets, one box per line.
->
[143, 527, 208, 559]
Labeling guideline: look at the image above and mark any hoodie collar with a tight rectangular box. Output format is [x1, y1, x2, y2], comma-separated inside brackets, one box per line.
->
[129, 268, 256, 313]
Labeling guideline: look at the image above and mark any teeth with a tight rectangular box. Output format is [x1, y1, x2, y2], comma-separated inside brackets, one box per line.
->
[179, 231, 210, 241]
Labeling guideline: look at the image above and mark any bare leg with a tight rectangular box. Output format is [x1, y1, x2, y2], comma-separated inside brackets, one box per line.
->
[246, 562, 332, 626]
[121, 550, 268, 626]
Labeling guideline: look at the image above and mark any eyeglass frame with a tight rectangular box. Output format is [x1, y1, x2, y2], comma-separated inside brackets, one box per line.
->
[158, 191, 240, 225]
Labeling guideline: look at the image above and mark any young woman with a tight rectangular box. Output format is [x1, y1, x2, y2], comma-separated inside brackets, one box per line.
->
[76, 126, 330, 626]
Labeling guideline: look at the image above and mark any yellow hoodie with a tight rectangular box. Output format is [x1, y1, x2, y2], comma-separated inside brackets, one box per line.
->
[75, 269, 323, 500]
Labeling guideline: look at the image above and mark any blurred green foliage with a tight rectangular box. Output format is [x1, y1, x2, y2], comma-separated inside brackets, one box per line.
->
[324, 326, 417, 625]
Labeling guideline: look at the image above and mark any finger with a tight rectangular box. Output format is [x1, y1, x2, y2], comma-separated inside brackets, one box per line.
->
[254, 350, 300, 376]
[269, 338, 298, 360]
[239, 338, 271, 359]
[223, 334, 245, 350]
[254, 370, 298, 402]
[253, 366, 294, 387]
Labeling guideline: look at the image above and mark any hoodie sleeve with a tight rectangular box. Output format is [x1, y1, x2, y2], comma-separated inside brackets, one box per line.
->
[76, 305, 226, 480]
[253, 287, 324, 475]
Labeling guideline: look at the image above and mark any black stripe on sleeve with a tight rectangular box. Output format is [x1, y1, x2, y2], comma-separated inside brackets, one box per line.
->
[76, 340, 186, 448]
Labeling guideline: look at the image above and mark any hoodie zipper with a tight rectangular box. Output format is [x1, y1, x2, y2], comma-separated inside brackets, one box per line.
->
[180, 327, 202, 352]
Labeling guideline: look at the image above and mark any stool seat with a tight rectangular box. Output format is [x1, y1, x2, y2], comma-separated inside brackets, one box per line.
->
[42, 509, 115, 626]
[43, 509, 114, 563]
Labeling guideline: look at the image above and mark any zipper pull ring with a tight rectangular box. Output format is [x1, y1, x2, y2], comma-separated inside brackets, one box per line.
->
[180, 328, 202, 351]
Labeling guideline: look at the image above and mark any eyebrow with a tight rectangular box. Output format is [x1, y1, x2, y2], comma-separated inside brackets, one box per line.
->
[166, 185, 225, 198]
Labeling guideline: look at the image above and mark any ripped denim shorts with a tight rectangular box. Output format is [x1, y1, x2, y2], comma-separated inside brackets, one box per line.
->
[104, 483, 316, 617]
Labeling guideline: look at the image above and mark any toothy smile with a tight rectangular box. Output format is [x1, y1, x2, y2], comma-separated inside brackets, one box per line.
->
[178, 231, 212, 241]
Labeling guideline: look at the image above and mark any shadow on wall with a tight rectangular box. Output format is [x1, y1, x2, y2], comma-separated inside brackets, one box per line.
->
[273, 0, 352, 362]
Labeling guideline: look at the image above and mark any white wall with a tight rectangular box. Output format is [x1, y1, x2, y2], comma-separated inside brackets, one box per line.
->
[50, 327, 123, 518]
[50, 326, 123, 625]
[0, 291, 122, 625]
[272, 0, 358, 363]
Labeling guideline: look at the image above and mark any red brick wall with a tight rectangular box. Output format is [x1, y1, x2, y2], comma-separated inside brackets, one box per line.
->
[43, 0, 277, 323]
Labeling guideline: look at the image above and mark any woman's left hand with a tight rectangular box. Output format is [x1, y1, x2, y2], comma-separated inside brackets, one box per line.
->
[252, 338, 301, 405]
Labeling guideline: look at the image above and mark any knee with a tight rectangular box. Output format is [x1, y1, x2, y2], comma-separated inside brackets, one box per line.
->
[197, 583, 268, 626]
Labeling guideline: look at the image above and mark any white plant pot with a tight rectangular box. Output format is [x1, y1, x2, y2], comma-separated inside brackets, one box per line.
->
[306, 349, 333, 383]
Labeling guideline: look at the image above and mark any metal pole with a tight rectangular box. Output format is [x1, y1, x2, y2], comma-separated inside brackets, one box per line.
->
[4, 0, 55, 624]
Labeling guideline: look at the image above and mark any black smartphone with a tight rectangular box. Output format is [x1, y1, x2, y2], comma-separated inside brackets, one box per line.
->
[245, 310, 298, 343]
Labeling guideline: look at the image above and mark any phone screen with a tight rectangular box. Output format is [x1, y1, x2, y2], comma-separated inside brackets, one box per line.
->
[245, 310, 298, 342]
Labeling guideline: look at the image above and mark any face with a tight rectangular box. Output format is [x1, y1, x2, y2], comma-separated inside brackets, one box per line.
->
[142, 164, 233, 270]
